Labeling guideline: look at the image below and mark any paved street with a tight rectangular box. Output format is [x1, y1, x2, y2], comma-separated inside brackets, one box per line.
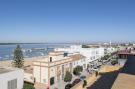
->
[50, 70, 90, 89]
[36, 57, 114, 89]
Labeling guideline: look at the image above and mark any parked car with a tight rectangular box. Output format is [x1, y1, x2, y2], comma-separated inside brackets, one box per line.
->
[80, 75, 86, 80]
[65, 84, 72, 89]
[92, 67, 98, 71]
[97, 65, 101, 68]
[72, 79, 81, 86]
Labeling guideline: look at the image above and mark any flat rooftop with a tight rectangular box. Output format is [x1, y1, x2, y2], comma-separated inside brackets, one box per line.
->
[111, 73, 135, 89]
[0, 67, 14, 74]
[111, 55, 135, 89]
[121, 55, 135, 74]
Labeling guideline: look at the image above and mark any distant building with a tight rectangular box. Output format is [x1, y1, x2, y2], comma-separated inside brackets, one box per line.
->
[55, 45, 105, 60]
[0, 67, 24, 89]
[55, 45, 106, 69]
[118, 48, 135, 59]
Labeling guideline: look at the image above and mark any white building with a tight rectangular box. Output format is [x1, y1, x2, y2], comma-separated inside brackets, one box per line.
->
[0, 67, 24, 89]
[104, 47, 117, 54]
[55, 45, 118, 68]
[55, 45, 105, 62]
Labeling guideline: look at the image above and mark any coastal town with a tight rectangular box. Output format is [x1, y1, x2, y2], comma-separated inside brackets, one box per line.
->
[1, 0, 135, 89]
[1, 42, 135, 89]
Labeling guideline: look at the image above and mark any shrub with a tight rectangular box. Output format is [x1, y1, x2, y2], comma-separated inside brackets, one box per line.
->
[23, 83, 35, 89]
[82, 45, 90, 48]
[64, 71, 72, 82]
[73, 66, 83, 76]
[111, 60, 118, 65]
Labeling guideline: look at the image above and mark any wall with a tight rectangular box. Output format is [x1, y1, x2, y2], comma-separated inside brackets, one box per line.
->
[0, 69, 24, 89]
[33, 65, 41, 83]
[41, 67, 48, 84]
[24, 73, 34, 83]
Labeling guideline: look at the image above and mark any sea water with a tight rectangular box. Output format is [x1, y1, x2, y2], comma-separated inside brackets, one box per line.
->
[0, 43, 70, 61]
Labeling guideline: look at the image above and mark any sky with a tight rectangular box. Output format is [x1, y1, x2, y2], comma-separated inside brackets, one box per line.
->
[0, 0, 135, 43]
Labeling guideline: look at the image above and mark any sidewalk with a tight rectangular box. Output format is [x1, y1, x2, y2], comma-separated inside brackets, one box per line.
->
[50, 70, 90, 89]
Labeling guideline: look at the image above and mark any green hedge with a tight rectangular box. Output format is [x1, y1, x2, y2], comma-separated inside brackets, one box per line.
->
[23, 83, 35, 89]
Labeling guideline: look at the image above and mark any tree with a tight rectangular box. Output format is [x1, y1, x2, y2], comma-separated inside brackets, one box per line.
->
[111, 60, 118, 65]
[101, 54, 110, 61]
[23, 83, 35, 89]
[12, 45, 24, 68]
[64, 71, 72, 82]
[73, 66, 83, 76]
[82, 45, 90, 48]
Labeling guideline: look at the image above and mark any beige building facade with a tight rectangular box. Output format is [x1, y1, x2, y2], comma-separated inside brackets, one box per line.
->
[33, 51, 85, 88]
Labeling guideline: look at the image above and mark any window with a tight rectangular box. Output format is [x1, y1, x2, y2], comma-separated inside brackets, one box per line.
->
[50, 57, 52, 62]
[91, 57, 93, 60]
[50, 77, 55, 85]
[64, 53, 68, 57]
[43, 79, 46, 83]
[96, 51, 99, 54]
[8, 79, 17, 89]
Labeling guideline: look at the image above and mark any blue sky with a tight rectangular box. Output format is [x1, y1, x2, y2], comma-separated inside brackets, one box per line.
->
[0, 0, 135, 43]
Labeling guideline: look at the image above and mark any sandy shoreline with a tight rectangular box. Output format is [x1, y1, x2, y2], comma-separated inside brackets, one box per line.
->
[0, 57, 45, 74]
[0, 56, 43, 67]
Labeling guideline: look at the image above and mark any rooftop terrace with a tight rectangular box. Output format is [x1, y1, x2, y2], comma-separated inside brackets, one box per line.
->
[111, 55, 135, 89]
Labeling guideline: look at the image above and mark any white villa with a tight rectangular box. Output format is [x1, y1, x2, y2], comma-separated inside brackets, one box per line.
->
[0, 67, 24, 89]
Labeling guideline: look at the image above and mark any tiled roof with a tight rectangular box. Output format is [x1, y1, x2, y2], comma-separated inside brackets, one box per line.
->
[70, 54, 85, 61]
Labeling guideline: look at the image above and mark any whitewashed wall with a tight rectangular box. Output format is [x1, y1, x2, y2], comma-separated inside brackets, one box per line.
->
[0, 69, 24, 89]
